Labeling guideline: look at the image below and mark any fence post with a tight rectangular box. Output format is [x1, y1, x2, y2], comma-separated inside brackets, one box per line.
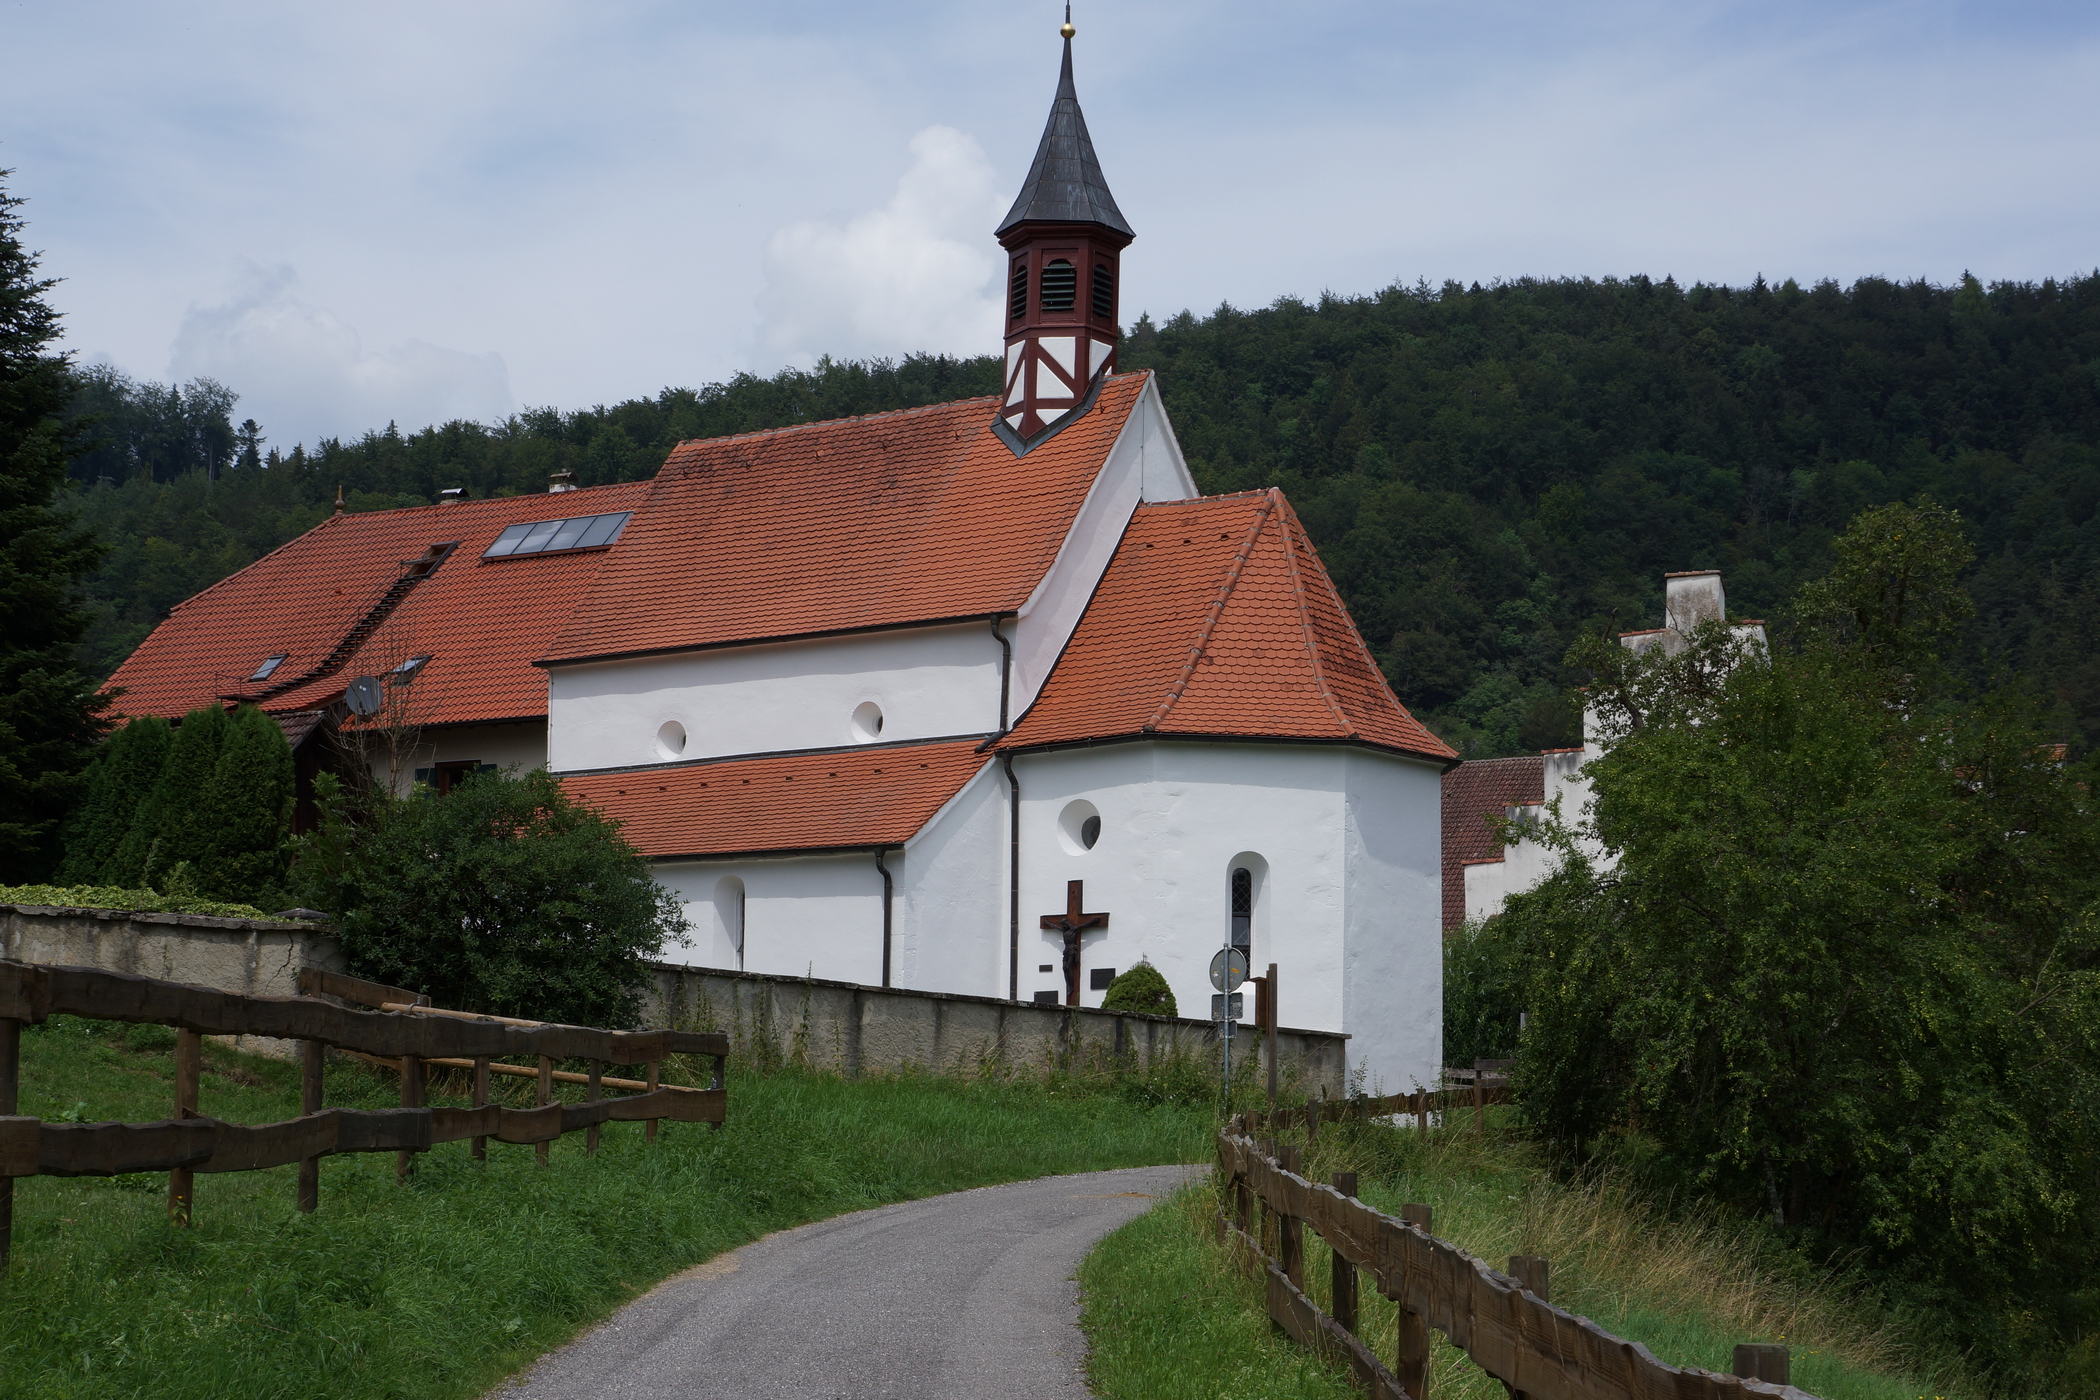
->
[645, 1059, 660, 1144]
[1398, 1204, 1433, 1400]
[168, 1029, 201, 1225]
[586, 1060, 602, 1156]
[0, 1014, 17, 1269]
[1509, 1255, 1549, 1301]
[1307, 1098, 1321, 1145]
[536, 1055, 553, 1165]
[297, 1038, 323, 1213]
[1277, 1144, 1304, 1289]
[471, 1056, 489, 1161]
[709, 1051, 726, 1131]
[1732, 1344, 1790, 1385]
[395, 1055, 425, 1182]
[1330, 1171, 1358, 1333]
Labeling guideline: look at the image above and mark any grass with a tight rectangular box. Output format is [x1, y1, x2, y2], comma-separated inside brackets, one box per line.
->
[0, 1014, 1211, 1400]
[1080, 1110, 1972, 1400]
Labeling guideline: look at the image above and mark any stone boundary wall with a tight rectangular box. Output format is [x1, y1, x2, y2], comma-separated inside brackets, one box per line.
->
[642, 964, 1349, 1096]
[0, 902, 345, 1058]
[0, 906, 1350, 1094]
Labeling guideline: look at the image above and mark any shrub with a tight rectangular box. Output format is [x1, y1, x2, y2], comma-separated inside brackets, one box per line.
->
[1101, 959, 1176, 1017]
[0, 882, 268, 919]
[56, 715, 170, 883]
[297, 768, 688, 1027]
[194, 703, 294, 905]
[105, 704, 228, 887]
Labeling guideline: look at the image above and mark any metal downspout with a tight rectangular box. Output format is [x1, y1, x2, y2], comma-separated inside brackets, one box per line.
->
[1003, 754, 1021, 1002]
[990, 614, 1012, 732]
[876, 848, 894, 988]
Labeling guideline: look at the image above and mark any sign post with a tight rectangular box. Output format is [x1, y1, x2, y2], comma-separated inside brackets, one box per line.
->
[1208, 947, 1250, 1117]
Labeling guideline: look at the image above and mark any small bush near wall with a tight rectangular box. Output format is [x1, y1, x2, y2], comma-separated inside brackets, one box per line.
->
[1101, 960, 1177, 1017]
[1442, 918, 1525, 1067]
[0, 883, 269, 919]
[295, 769, 688, 1027]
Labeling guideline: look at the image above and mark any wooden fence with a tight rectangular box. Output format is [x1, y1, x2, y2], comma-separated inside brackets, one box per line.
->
[0, 960, 729, 1268]
[1218, 1105, 1811, 1400]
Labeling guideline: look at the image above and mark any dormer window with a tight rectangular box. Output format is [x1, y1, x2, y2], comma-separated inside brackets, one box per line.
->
[1039, 259, 1076, 311]
[1009, 260, 1028, 320]
[249, 654, 287, 682]
[403, 542, 459, 579]
[1092, 264, 1114, 318]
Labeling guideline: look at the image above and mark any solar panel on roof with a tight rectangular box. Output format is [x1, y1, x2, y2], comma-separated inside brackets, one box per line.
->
[482, 511, 631, 559]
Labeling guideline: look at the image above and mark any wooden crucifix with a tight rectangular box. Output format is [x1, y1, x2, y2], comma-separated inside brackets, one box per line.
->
[1039, 879, 1110, 1007]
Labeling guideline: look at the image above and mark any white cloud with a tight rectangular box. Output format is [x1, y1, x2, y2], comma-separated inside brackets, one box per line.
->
[756, 125, 1006, 366]
[166, 262, 513, 448]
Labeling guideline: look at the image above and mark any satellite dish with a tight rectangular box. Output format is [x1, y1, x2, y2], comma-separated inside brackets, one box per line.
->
[1209, 947, 1250, 993]
[345, 675, 384, 717]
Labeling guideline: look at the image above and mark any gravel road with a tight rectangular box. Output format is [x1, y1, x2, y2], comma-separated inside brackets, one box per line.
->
[491, 1163, 1199, 1400]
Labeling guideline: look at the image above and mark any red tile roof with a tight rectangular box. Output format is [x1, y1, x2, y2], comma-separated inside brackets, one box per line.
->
[106, 481, 651, 728]
[540, 374, 1153, 665]
[560, 740, 990, 859]
[997, 489, 1455, 761]
[1440, 756, 1545, 930]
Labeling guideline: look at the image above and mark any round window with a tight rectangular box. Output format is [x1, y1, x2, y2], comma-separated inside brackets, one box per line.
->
[1057, 799, 1102, 854]
[656, 720, 687, 759]
[851, 701, 885, 743]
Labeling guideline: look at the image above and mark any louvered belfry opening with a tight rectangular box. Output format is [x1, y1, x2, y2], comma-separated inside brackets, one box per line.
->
[993, 32, 1133, 451]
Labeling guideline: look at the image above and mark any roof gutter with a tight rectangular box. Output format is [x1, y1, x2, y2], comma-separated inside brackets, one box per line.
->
[994, 729, 1462, 773]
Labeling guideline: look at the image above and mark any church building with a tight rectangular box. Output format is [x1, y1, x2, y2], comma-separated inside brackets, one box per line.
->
[105, 26, 1458, 1092]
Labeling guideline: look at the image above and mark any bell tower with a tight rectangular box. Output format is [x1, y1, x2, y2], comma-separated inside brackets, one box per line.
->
[993, 12, 1134, 454]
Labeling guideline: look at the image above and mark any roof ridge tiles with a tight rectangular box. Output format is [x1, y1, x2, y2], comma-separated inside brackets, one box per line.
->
[1272, 491, 1354, 737]
[1140, 492, 1278, 733]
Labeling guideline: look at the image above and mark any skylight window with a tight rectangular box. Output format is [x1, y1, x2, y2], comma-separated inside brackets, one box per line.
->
[390, 655, 431, 683]
[483, 511, 631, 559]
[249, 654, 287, 682]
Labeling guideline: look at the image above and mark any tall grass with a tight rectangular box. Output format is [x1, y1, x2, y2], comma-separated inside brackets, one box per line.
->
[1082, 1112, 1974, 1400]
[0, 1015, 1210, 1400]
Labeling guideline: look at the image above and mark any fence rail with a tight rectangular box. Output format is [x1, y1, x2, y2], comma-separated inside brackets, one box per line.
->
[1218, 1118, 1814, 1400]
[0, 959, 730, 1267]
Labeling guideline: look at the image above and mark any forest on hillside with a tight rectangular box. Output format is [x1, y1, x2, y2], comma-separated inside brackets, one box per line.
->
[61, 271, 2100, 756]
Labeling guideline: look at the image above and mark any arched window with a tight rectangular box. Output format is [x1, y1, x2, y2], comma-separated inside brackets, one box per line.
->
[1009, 260, 1029, 320]
[1039, 259, 1077, 311]
[1092, 263, 1114, 318]
[1229, 867, 1253, 956]
[715, 876, 746, 971]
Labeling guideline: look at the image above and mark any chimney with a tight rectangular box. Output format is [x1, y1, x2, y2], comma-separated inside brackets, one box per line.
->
[548, 471, 578, 494]
[1664, 571, 1726, 634]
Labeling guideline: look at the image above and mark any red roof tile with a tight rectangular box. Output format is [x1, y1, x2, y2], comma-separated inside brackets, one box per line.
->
[106, 481, 651, 727]
[997, 489, 1455, 761]
[1440, 756, 1545, 930]
[540, 375, 1151, 664]
[561, 740, 989, 859]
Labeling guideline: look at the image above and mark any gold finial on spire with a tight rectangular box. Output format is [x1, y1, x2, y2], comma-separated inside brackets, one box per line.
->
[1060, 2, 1074, 38]
[334, 484, 344, 514]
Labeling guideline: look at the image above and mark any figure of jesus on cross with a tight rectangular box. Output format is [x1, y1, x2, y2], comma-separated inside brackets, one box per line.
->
[1040, 879, 1109, 1007]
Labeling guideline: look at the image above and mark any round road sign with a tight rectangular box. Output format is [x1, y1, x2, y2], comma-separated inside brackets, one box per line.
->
[1209, 947, 1250, 993]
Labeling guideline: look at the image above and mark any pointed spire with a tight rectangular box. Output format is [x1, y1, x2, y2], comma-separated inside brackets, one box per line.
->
[996, 22, 1132, 237]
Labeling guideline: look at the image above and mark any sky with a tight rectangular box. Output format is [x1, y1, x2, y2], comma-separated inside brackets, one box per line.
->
[3, 1, 2097, 449]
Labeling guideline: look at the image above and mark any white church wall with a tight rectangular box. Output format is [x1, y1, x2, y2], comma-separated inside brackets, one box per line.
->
[652, 851, 886, 985]
[545, 623, 1004, 772]
[1008, 740, 1354, 1044]
[357, 719, 549, 796]
[1010, 379, 1198, 715]
[1341, 749, 1446, 1096]
[891, 758, 1007, 997]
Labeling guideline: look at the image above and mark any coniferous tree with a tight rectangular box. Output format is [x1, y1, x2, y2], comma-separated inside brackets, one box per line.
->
[106, 703, 229, 887]
[55, 713, 171, 883]
[194, 703, 292, 905]
[0, 170, 111, 881]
